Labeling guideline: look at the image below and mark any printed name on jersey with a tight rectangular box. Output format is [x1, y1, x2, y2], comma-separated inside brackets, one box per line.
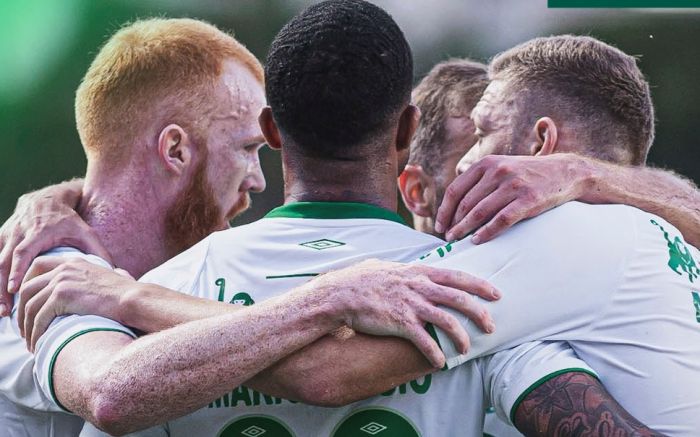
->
[208, 375, 433, 410]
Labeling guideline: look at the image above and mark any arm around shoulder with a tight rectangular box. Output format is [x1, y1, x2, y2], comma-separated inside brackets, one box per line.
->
[578, 156, 700, 247]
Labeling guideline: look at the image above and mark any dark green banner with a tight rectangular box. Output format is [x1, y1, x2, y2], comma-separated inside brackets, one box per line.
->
[550, 0, 700, 7]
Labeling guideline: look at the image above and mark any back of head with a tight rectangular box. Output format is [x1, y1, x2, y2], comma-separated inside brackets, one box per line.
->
[490, 35, 654, 165]
[410, 59, 488, 177]
[75, 18, 263, 164]
[265, 0, 413, 159]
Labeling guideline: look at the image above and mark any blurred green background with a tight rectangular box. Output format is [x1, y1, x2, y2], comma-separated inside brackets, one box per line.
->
[1, 0, 698, 226]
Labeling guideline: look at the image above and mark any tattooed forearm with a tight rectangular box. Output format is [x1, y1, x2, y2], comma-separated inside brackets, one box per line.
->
[513, 372, 667, 437]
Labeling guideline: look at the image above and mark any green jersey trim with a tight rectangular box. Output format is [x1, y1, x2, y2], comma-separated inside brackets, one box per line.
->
[266, 273, 319, 280]
[264, 202, 407, 226]
[509, 367, 599, 425]
[48, 327, 137, 412]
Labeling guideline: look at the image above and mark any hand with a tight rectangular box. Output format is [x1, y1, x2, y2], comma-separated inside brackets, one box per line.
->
[0, 179, 112, 317]
[435, 154, 591, 243]
[303, 259, 500, 368]
[17, 256, 133, 351]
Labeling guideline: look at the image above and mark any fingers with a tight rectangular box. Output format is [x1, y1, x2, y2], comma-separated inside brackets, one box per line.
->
[17, 268, 55, 338]
[8, 239, 50, 295]
[0, 233, 22, 315]
[417, 266, 500, 301]
[434, 165, 486, 235]
[29, 303, 55, 352]
[427, 285, 495, 334]
[445, 186, 517, 242]
[472, 200, 530, 244]
[403, 325, 446, 369]
[417, 304, 470, 355]
[23, 289, 51, 350]
[0, 290, 12, 318]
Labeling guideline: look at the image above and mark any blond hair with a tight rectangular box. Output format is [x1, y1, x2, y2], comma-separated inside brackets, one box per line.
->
[410, 59, 488, 176]
[490, 35, 654, 165]
[75, 18, 263, 162]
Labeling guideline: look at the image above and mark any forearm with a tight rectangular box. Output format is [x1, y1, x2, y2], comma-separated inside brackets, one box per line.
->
[62, 288, 341, 435]
[118, 282, 239, 333]
[514, 372, 665, 437]
[246, 327, 434, 406]
[579, 157, 700, 247]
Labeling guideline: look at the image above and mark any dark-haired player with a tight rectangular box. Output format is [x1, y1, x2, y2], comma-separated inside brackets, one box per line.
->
[0, 15, 497, 437]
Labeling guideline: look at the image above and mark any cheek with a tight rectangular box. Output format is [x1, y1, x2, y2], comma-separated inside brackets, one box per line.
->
[481, 133, 510, 156]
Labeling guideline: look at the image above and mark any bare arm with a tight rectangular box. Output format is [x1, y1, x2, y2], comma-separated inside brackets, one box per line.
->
[245, 327, 434, 406]
[514, 372, 666, 437]
[436, 154, 700, 247]
[578, 158, 700, 247]
[26, 258, 495, 434]
[53, 287, 344, 436]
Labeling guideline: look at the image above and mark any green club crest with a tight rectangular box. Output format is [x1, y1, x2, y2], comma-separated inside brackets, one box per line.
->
[231, 292, 255, 306]
[650, 219, 699, 283]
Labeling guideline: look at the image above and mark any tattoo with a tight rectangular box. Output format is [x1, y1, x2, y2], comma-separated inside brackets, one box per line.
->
[514, 372, 667, 437]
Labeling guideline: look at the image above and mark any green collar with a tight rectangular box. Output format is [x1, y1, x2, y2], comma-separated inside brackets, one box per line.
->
[264, 201, 407, 225]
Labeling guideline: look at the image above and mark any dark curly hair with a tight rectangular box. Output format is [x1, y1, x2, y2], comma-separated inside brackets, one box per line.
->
[265, 0, 413, 159]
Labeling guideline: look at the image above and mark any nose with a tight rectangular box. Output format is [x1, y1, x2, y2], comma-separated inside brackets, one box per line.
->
[245, 156, 266, 193]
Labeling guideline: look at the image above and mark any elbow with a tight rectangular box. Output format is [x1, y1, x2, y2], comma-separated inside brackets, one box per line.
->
[89, 384, 138, 436]
[90, 395, 129, 436]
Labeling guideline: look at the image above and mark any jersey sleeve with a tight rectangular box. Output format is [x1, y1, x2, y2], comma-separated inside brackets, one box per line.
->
[29, 248, 136, 412]
[480, 340, 598, 427]
[420, 202, 638, 368]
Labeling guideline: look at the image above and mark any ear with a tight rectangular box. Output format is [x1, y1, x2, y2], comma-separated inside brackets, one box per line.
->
[157, 124, 193, 175]
[530, 117, 559, 156]
[259, 107, 282, 150]
[398, 164, 433, 218]
[396, 104, 420, 152]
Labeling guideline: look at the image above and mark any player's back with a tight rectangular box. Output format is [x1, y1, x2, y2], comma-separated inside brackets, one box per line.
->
[130, 202, 490, 437]
[422, 201, 700, 434]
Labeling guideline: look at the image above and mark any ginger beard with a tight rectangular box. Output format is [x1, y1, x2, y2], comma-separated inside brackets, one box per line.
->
[164, 153, 251, 255]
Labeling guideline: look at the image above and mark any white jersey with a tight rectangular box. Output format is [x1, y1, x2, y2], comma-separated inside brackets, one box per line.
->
[422, 202, 700, 435]
[0, 247, 135, 437]
[71, 202, 588, 437]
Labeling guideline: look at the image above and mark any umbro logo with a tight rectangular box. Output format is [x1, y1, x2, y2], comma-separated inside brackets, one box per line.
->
[299, 239, 346, 250]
[241, 425, 266, 437]
[360, 422, 388, 435]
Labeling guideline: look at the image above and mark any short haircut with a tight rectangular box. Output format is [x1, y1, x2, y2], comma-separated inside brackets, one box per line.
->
[490, 35, 654, 165]
[265, 0, 413, 159]
[75, 18, 263, 163]
[409, 59, 489, 176]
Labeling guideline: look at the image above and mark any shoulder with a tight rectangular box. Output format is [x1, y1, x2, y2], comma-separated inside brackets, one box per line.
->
[138, 220, 269, 291]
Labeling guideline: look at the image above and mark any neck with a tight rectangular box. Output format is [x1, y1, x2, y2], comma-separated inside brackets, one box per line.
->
[79, 169, 174, 279]
[282, 151, 399, 212]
